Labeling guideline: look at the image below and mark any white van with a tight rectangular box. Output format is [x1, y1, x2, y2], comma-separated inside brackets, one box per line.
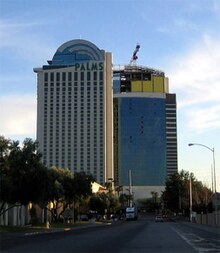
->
[126, 207, 138, 220]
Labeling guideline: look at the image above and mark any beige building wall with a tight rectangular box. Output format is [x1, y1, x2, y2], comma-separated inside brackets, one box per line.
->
[35, 51, 114, 185]
[105, 52, 114, 182]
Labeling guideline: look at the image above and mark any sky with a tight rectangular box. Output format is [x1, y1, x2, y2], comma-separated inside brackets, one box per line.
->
[0, 0, 220, 191]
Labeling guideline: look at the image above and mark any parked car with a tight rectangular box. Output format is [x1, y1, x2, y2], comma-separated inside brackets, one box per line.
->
[155, 215, 164, 222]
[80, 214, 89, 221]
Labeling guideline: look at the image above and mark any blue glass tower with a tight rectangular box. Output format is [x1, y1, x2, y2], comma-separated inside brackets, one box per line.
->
[120, 97, 166, 186]
[113, 65, 177, 197]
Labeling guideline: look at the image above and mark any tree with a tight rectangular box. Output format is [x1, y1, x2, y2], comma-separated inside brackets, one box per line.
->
[162, 171, 193, 213]
[115, 185, 123, 197]
[0, 137, 51, 216]
[161, 170, 213, 216]
[8, 138, 49, 205]
[0, 136, 96, 222]
[89, 193, 106, 215]
[0, 136, 13, 213]
[71, 172, 94, 202]
[46, 168, 94, 222]
[70, 172, 94, 220]
[89, 192, 119, 218]
[106, 192, 120, 215]
[43, 167, 73, 222]
[191, 181, 213, 213]
[119, 193, 130, 207]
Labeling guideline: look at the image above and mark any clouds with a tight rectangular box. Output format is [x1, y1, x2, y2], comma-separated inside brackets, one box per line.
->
[0, 0, 219, 190]
[0, 18, 55, 64]
[0, 95, 36, 140]
[168, 34, 220, 133]
[187, 104, 220, 132]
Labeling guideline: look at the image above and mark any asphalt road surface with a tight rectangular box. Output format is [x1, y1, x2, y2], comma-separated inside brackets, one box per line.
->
[1, 216, 219, 253]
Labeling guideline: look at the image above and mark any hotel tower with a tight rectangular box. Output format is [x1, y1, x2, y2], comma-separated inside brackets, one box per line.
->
[113, 64, 177, 199]
[34, 39, 113, 185]
[35, 39, 177, 199]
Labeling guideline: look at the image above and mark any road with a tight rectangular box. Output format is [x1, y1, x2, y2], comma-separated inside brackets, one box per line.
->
[1, 216, 219, 253]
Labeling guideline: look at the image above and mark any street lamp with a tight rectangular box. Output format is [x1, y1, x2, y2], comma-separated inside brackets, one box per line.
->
[188, 143, 217, 225]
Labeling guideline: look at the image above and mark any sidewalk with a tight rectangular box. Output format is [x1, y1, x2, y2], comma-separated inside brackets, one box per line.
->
[180, 220, 220, 234]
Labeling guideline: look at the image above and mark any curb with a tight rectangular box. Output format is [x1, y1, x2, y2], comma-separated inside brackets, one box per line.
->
[1, 222, 112, 240]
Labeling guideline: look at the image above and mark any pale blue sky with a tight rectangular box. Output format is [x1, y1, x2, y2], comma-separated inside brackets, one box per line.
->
[0, 0, 220, 190]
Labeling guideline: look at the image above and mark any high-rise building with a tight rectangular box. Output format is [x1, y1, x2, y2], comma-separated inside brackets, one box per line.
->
[34, 39, 113, 185]
[113, 65, 177, 199]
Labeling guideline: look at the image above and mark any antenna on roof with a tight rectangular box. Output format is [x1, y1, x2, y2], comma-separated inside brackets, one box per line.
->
[130, 43, 140, 65]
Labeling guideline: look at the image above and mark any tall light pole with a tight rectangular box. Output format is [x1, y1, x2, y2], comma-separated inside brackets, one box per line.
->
[128, 169, 133, 207]
[189, 176, 192, 222]
[188, 143, 217, 226]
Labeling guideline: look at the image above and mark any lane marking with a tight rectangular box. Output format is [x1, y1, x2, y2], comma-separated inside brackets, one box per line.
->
[171, 227, 199, 252]
[171, 227, 220, 253]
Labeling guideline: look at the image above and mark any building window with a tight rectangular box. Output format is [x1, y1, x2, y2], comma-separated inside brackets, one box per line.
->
[68, 72, 72, 81]
[99, 72, 103, 81]
[44, 72, 48, 82]
[87, 72, 91, 81]
[62, 72, 66, 81]
[50, 73, 54, 82]
[94, 72, 97, 80]
[74, 72, 78, 81]
[56, 72, 60, 81]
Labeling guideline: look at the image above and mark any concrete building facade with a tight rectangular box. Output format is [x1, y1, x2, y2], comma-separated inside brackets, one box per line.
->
[34, 39, 113, 185]
[34, 39, 177, 200]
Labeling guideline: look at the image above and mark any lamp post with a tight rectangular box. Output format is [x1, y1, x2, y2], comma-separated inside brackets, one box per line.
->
[188, 143, 217, 225]
[189, 177, 192, 222]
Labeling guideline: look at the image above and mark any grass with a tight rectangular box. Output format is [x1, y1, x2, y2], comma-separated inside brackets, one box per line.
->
[51, 221, 90, 228]
[0, 225, 43, 233]
[0, 221, 101, 233]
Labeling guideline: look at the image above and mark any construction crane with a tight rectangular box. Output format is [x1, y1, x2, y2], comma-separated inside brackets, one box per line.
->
[130, 43, 140, 65]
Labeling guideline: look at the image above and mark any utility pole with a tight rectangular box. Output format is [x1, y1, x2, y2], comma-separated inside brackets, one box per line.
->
[189, 177, 192, 222]
[129, 169, 133, 207]
[188, 143, 217, 225]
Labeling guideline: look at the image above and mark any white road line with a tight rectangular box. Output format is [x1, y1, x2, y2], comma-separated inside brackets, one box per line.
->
[171, 227, 199, 252]
[171, 227, 220, 253]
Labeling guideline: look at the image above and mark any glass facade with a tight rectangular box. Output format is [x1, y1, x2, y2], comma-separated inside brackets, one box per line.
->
[113, 65, 177, 188]
[118, 97, 166, 186]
